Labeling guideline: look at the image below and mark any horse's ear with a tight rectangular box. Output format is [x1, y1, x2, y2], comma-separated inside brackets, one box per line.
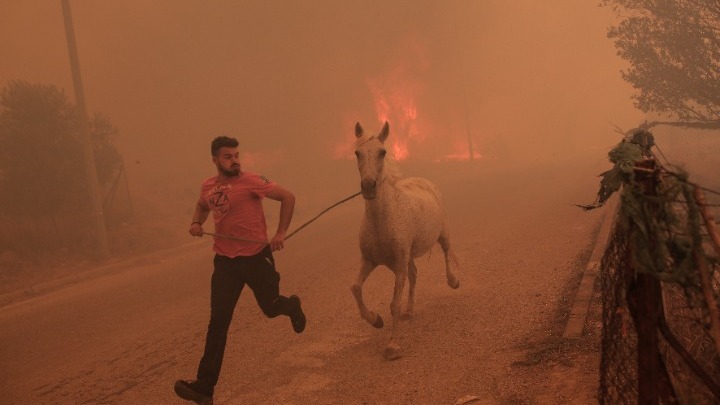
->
[378, 121, 389, 143]
[355, 122, 364, 138]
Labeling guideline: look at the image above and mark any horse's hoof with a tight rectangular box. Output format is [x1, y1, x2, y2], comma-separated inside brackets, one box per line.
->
[384, 343, 402, 360]
[401, 313, 413, 320]
[449, 278, 460, 289]
[372, 314, 384, 329]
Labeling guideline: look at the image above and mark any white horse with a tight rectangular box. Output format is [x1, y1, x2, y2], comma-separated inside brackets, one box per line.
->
[350, 121, 460, 360]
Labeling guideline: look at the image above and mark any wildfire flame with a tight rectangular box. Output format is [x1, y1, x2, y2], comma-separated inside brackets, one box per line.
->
[333, 39, 481, 162]
[367, 63, 425, 161]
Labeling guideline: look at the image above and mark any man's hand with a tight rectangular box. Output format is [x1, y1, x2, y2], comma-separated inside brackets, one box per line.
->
[270, 232, 286, 251]
[189, 222, 204, 237]
[265, 184, 294, 252]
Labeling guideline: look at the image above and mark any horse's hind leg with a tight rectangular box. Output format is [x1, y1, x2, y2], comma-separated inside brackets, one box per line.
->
[439, 225, 460, 289]
[401, 260, 417, 320]
[350, 259, 384, 328]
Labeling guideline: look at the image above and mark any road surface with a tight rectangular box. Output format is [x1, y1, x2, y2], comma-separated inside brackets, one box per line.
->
[1, 156, 608, 404]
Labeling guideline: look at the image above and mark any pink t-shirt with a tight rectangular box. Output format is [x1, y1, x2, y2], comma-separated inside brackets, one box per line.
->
[199, 172, 276, 257]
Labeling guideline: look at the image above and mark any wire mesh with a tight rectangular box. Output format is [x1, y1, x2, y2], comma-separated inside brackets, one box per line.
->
[598, 127, 720, 404]
[599, 224, 638, 405]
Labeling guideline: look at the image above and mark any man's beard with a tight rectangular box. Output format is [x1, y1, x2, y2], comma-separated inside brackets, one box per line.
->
[219, 165, 240, 177]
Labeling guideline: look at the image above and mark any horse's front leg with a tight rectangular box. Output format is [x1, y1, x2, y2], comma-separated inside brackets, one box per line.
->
[401, 260, 417, 320]
[385, 264, 408, 360]
[350, 259, 383, 328]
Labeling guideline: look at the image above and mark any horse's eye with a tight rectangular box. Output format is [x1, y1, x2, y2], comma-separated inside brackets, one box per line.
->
[379, 149, 387, 157]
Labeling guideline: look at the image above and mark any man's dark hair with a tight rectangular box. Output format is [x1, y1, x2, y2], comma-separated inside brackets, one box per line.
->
[211, 136, 239, 156]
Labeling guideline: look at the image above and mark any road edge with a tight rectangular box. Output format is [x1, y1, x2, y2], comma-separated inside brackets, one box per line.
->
[0, 239, 207, 310]
[563, 193, 619, 339]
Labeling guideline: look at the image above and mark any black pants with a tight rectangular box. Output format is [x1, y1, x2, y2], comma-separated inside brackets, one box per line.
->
[196, 246, 293, 388]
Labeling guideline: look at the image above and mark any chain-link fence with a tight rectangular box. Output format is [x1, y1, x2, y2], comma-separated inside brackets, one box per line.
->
[651, 126, 720, 217]
[597, 127, 720, 404]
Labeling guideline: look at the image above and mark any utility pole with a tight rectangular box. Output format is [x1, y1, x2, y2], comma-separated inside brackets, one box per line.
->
[61, 0, 110, 258]
[454, 15, 475, 161]
[462, 87, 475, 161]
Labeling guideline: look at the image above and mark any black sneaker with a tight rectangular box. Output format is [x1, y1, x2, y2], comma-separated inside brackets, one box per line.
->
[288, 295, 306, 333]
[174, 380, 213, 405]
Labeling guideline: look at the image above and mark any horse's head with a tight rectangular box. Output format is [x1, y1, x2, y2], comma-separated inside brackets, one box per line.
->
[354, 121, 390, 200]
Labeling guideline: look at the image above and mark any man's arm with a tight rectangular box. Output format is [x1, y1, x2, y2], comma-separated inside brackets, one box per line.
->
[189, 198, 211, 237]
[265, 184, 295, 251]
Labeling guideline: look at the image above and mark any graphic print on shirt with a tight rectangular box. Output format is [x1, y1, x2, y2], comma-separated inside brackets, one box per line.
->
[207, 183, 232, 222]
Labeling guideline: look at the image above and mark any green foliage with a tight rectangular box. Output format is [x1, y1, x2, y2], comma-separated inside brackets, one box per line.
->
[577, 138, 643, 210]
[582, 128, 713, 288]
[618, 166, 698, 286]
[601, 0, 720, 123]
[608, 141, 643, 169]
[0, 80, 121, 217]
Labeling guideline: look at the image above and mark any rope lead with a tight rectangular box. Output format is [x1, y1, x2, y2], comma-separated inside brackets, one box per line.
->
[202, 191, 362, 245]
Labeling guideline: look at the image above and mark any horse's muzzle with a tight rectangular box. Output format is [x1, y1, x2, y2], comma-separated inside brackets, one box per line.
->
[361, 179, 377, 200]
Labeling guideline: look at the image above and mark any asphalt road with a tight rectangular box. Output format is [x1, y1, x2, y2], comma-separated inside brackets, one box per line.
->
[0, 156, 608, 404]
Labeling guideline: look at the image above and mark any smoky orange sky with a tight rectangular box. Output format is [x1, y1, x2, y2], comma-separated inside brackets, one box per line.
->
[1, 0, 643, 211]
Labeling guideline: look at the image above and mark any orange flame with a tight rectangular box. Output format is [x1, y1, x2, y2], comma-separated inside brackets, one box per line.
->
[333, 39, 482, 162]
[368, 77, 423, 161]
[365, 41, 429, 161]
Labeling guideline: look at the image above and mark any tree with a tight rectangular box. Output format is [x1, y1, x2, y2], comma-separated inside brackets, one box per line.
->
[602, 0, 720, 126]
[0, 80, 122, 221]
